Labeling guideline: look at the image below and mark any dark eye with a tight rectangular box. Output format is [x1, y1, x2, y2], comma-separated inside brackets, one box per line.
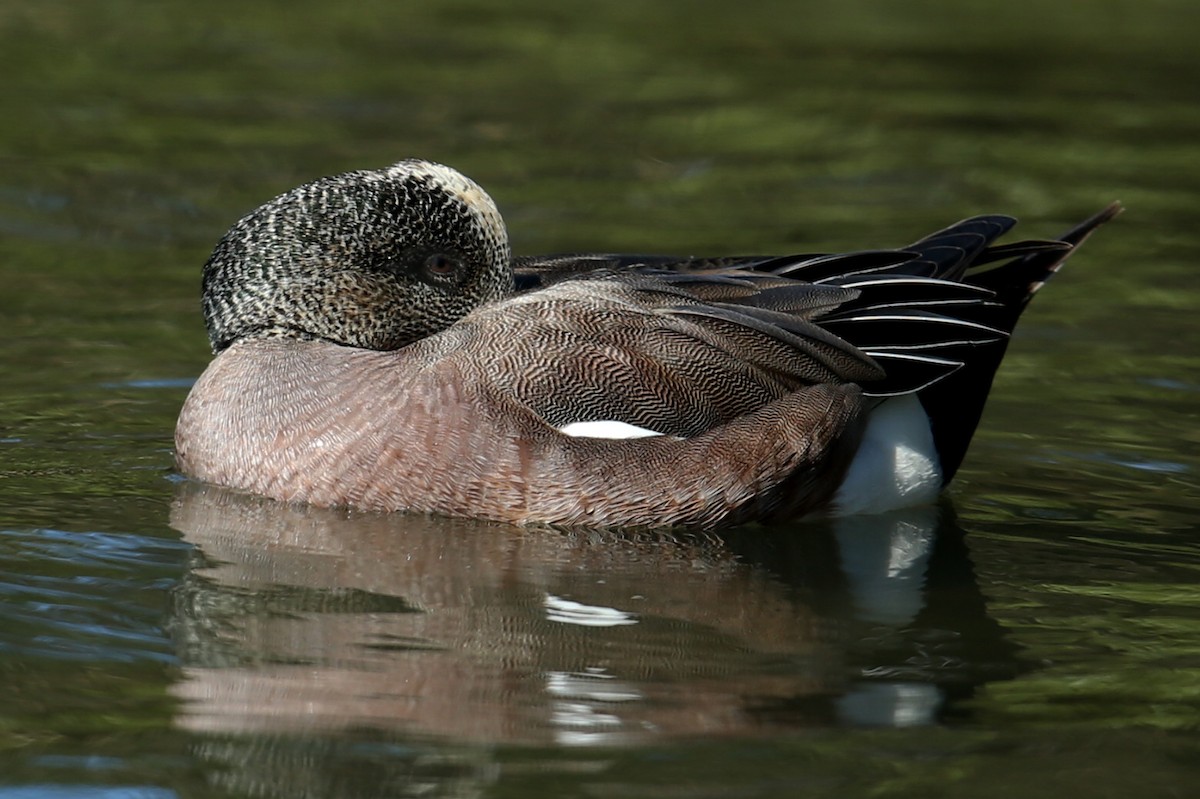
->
[423, 253, 460, 278]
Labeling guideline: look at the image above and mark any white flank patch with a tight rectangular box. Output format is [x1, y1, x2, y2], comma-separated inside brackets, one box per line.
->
[833, 394, 943, 516]
[557, 420, 666, 439]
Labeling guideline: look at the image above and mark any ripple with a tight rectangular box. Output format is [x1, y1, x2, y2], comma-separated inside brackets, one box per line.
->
[100, 379, 197, 390]
[0, 788, 176, 799]
[1042, 447, 1191, 475]
[1139, 377, 1200, 393]
[0, 527, 188, 664]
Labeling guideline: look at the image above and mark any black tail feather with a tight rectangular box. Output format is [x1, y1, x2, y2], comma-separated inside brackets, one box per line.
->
[967, 202, 1124, 315]
[919, 202, 1123, 482]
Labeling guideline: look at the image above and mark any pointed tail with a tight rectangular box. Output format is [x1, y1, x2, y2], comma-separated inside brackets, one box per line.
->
[921, 202, 1123, 483]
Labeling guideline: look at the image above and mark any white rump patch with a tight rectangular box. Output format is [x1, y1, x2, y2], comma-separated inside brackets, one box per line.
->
[557, 420, 666, 439]
[833, 394, 943, 516]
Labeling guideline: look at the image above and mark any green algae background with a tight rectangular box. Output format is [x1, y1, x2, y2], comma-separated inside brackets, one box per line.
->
[2, 1, 1199, 797]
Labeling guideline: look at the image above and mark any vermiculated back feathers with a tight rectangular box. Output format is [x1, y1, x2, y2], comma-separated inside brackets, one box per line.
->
[508, 204, 1121, 466]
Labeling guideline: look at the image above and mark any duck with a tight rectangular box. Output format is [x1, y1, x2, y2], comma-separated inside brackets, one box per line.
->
[175, 159, 1119, 529]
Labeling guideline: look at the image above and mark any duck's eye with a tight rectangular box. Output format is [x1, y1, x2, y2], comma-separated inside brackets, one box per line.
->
[423, 253, 460, 278]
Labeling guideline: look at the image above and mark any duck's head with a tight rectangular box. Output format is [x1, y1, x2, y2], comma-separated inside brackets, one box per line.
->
[201, 159, 512, 353]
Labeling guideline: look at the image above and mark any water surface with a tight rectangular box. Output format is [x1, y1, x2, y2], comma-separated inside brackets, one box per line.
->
[2, 1, 1199, 796]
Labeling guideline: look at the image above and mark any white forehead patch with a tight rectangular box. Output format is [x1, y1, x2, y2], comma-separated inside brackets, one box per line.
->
[385, 159, 506, 243]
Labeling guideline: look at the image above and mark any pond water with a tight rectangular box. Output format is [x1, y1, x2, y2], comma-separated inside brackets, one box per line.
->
[2, 0, 1199, 796]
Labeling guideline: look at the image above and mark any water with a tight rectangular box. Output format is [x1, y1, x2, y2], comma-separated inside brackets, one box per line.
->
[3, 0, 1199, 796]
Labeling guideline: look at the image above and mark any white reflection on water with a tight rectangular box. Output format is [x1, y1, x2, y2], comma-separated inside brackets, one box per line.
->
[833, 507, 938, 626]
[544, 594, 639, 627]
[837, 682, 942, 727]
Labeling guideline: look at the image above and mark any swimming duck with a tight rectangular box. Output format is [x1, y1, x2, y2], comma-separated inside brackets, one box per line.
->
[175, 160, 1119, 529]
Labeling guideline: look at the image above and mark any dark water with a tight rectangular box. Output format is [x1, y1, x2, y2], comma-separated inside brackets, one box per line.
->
[3, 0, 1199, 796]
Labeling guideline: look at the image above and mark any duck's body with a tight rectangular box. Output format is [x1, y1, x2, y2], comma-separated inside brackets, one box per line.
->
[176, 160, 1118, 529]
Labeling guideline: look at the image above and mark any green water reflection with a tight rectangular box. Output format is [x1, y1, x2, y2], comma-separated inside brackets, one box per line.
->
[2, 0, 1199, 796]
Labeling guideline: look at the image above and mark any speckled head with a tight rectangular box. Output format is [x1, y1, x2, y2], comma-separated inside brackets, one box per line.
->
[200, 159, 512, 353]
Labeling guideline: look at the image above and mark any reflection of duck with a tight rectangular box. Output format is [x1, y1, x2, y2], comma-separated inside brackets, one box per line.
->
[169, 480, 845, 745]
[724, 505, 1024, 727]
[168, 481, 1019, 747]
[175, 160, 1119, 527]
